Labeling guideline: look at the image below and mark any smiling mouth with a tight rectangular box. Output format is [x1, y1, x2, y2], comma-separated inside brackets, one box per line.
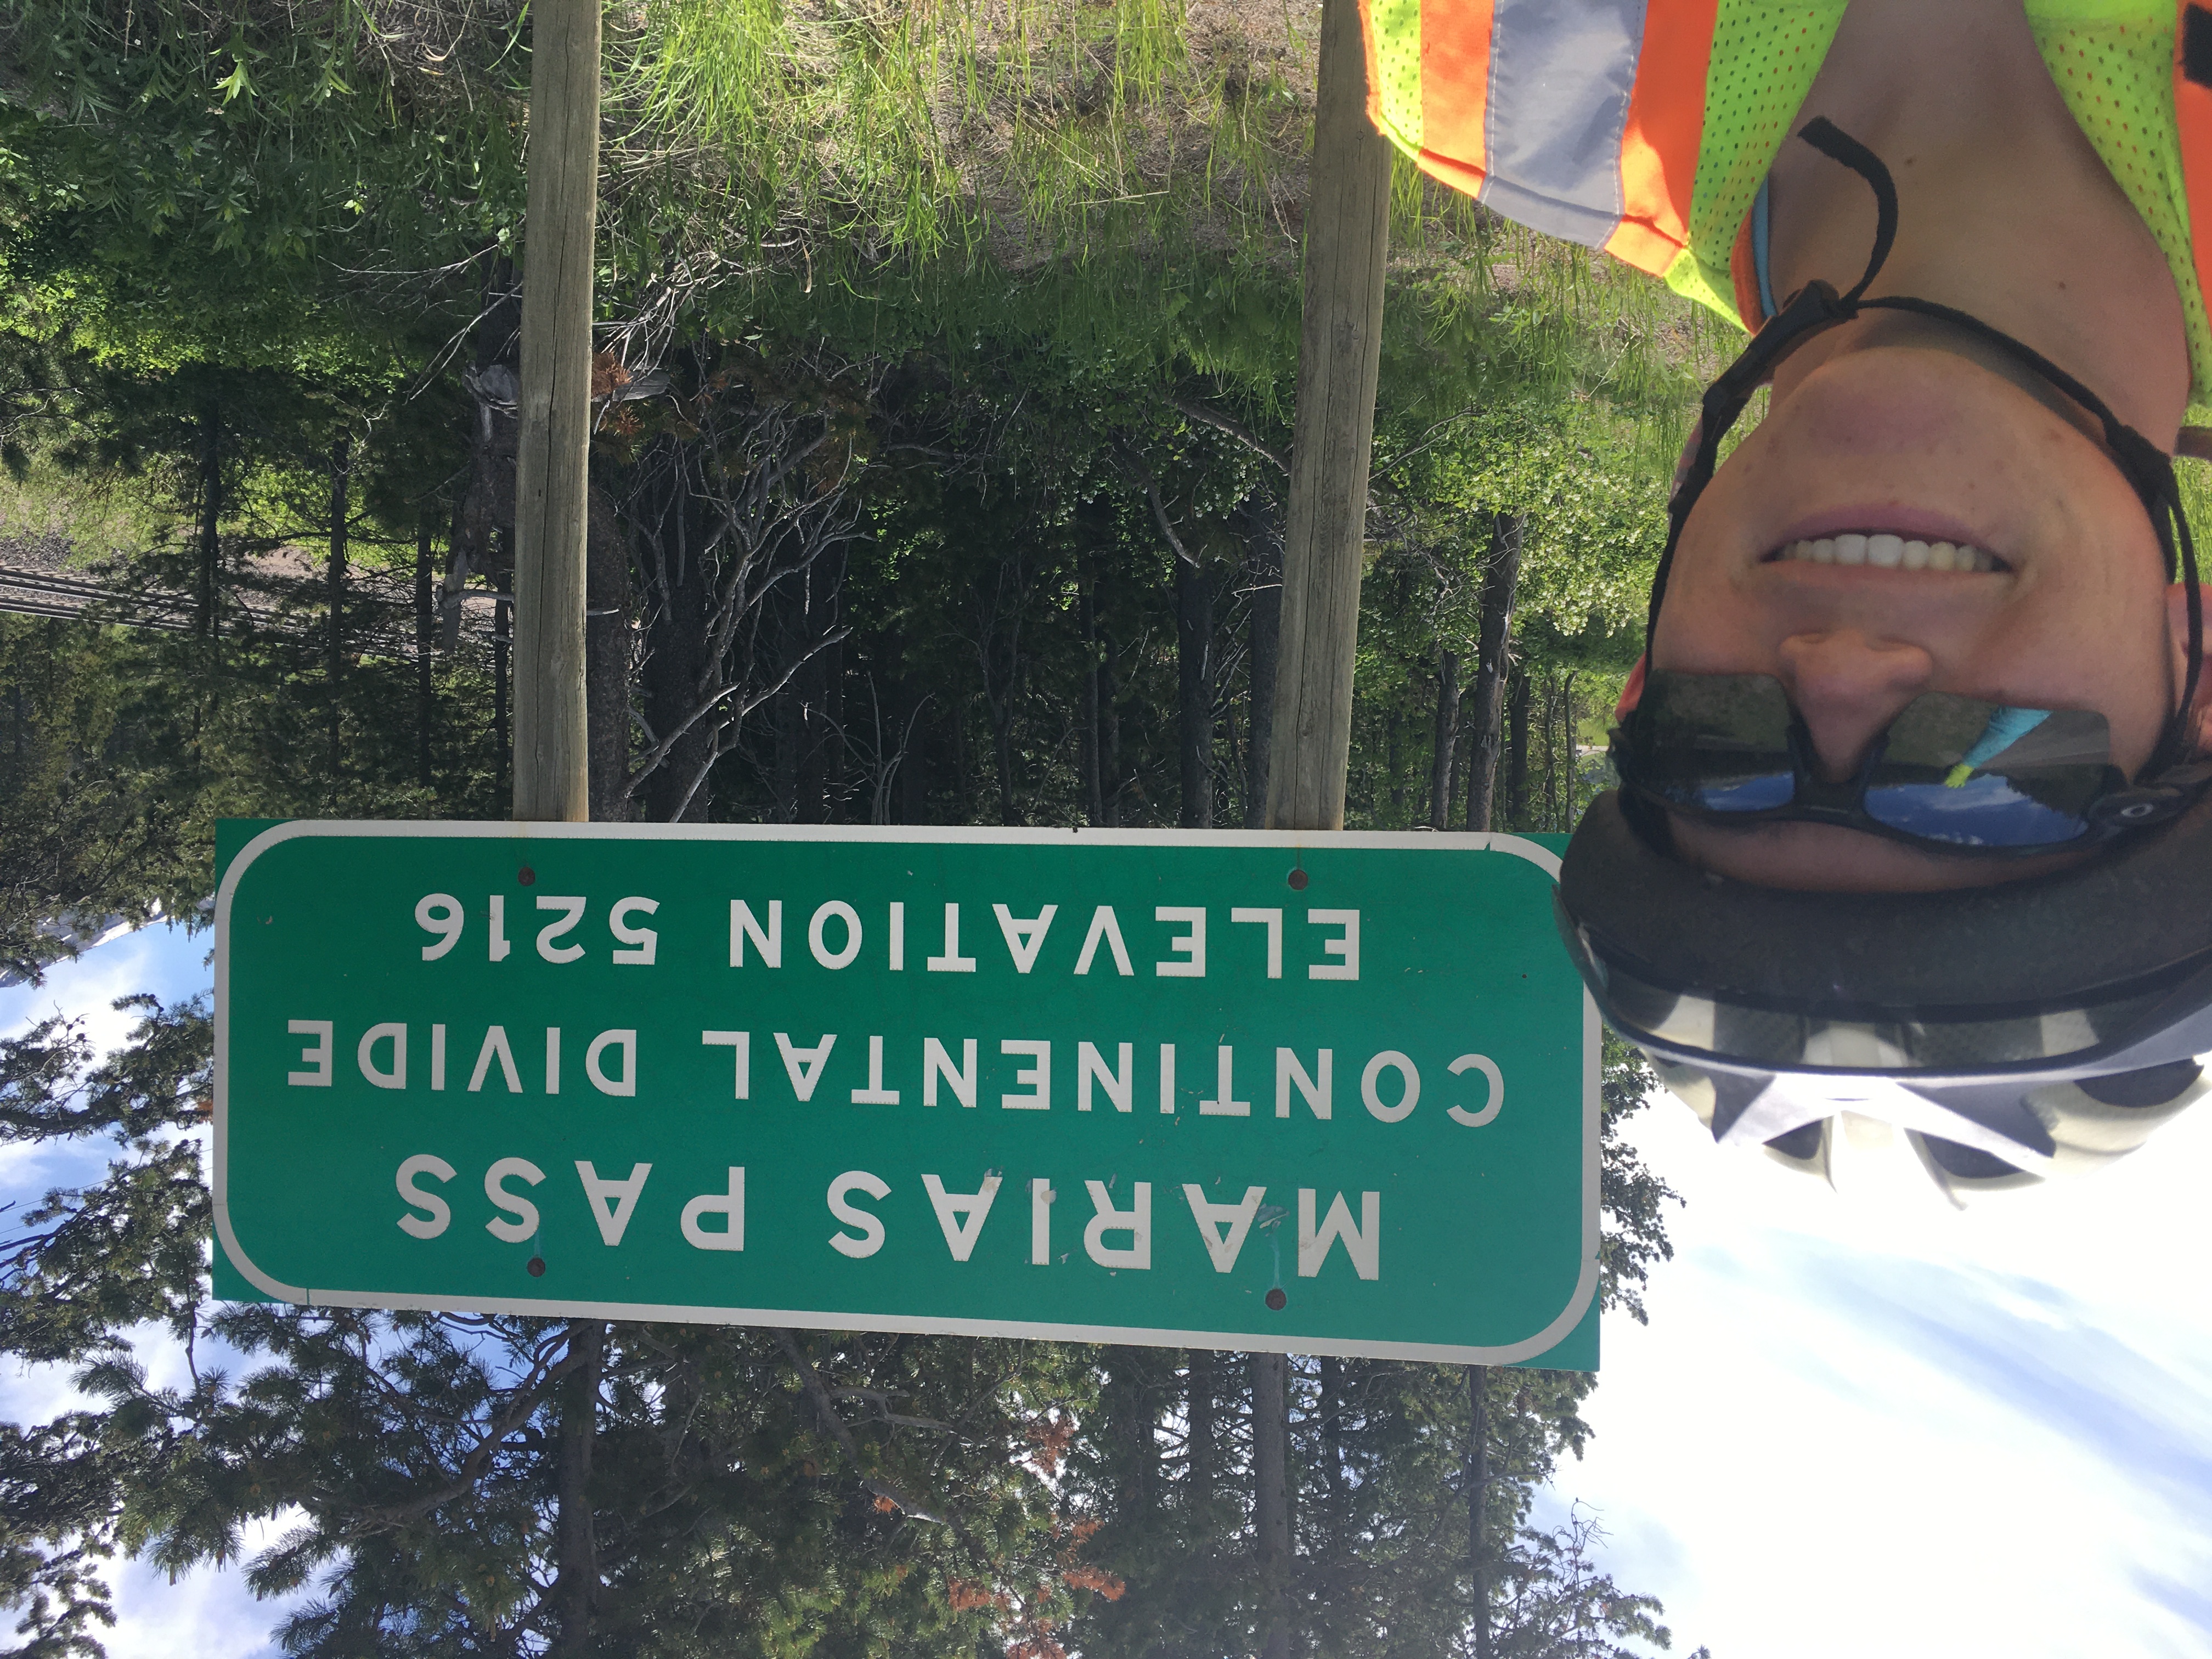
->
[1764, 532, 2006, 573]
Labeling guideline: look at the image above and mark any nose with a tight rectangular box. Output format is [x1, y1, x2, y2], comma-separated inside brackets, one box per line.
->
[1777, 630, 1937, 781]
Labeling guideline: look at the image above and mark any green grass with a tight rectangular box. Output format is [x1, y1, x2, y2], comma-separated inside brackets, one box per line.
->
[0, 457, 173, 567]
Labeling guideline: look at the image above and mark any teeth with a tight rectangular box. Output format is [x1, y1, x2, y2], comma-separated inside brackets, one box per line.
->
[1774, 534, 1999, 572]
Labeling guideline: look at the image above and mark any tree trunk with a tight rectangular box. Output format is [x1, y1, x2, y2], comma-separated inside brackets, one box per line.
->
[1427, 651, 1460, 830]
[494, 564, 512, 797]
[1541, 675, 1560, 830]
[991, 708, 1019, 823]
[1560, 673, 1581, 828]
[1253, 1352, 1292, 1659]
[1318, 1355, 1345, 1554]
[1469, 1365, 1490, 1659]
[974, 554, 1026, 827]
[548, 1320, 605, 1658]
[1463, 514, 1523, 833]
[1081, 566, 1108, 827]
[415, 513, 435, 789]
[326, 436, 350, 781]
[584, 481, 631, 822]
[510, 0, 600, 822]
[197, 400, 222, 637]
[1102, 629, 1123, 828]
[1504, 665, 1531, 831]
[1176, 556, 1214, 830]
[898, 692, 931, 825]
[450, 257, 522, 651]
[1450, 718, 1471, 830]
[1264, 0, 1391, 832]
[1109, 1351, 1160, 1519]
[1386, 710, 1404, 817]
[797, 551, 847, 825]
[1187, 1351, 1216, 1508]
[1244, 506, 1280, 829]
[640, 456, 715, 823]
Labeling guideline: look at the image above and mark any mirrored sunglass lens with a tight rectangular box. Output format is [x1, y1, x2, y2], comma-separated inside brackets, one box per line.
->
[1881, 698, 2112, 772]
[1869, 698, 2108, 845]
[1636, 674, 1798, 813]
[1863, 772, 2091, 846]
[1662, 771, 1798, 814]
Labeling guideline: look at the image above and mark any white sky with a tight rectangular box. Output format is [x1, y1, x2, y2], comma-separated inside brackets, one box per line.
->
[1534, 1079, 2212, 1658]
[7, 926, 2209, 1657]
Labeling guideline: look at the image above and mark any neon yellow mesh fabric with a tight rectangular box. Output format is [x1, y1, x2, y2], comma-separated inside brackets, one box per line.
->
[1660, 0, 2209, 414]
[1663, 2, 1848, 324]
[2026, 1, 2212, 414]
[1370, 0, 1425, 153]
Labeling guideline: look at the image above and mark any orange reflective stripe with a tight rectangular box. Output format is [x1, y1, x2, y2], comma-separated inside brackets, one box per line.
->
[1727, 206, 1763, 327]
[1413, 149, 1490, 199]
[1601, 0, 1718, 276]
[1421, 0, 1496, 185]
[2179, 2, 2212, 360]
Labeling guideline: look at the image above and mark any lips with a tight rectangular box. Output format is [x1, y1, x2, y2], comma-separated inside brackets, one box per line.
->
[1767, 533, 2003, 572]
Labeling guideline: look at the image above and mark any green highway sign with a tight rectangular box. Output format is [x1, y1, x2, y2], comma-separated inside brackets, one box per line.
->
[215, 822, 1599, 1367]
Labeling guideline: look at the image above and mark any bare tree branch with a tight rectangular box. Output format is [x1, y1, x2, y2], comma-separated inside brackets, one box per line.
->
[1168, 394, 1288, 473]
[773, 1330, 945, 1523]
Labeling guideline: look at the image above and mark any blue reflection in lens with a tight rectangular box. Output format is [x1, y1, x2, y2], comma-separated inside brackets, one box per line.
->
[1960, 707, 2051, 769]
[1677, 772, 1796, 813]
[1864, 773, 2086, 846]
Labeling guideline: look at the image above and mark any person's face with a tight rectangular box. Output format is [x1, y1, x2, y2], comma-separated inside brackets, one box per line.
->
[1650, 315, 2190, 893]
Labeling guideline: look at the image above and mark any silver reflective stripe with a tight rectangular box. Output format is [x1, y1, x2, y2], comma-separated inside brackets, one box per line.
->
[1476, 176, 1625, 247]
[1477, 0, 1646, 247]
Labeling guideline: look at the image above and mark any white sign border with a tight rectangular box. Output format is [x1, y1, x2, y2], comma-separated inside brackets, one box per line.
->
[214, 820, 1602, 1366]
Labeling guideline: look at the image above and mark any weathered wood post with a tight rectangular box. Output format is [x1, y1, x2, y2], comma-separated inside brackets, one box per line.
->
[513, 3, 605, 1651]
[1264, 0, 1392, 832]
[511, 0, 600, 823]
[1253, 1348, 1295, 1659]
[1255, 1, 1393, 1650]
[1470, 1364, 1492, 1658]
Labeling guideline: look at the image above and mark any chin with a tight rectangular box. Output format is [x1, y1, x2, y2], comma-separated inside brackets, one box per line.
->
[1665, 815, 2094, 893]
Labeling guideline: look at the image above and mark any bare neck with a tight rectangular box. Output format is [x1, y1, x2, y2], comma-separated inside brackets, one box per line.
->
[1765, 0, 2187, 443]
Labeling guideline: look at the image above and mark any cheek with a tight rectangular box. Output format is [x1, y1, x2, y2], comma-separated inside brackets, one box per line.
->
[1651, 504, 1779, 675]
[1979, 564, 2175, 769]
[1650, 590, 1777, 675]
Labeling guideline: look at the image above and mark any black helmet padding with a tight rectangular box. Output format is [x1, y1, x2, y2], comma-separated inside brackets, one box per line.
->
[1561, 790, 2212, 1019]
[1557, 791, 2212, 1084]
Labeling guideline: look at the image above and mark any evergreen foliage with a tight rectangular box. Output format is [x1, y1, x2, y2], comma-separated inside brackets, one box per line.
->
[0, 0, 1719, 1650]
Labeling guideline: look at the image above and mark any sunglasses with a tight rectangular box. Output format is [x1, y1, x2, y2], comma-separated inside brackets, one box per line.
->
[1612, 672, 2182, 853]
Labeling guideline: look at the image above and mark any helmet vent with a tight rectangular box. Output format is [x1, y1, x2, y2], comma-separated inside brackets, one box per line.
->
[2079, 1059, 2204, 1108]
[1920, 1136, 2027, 1181]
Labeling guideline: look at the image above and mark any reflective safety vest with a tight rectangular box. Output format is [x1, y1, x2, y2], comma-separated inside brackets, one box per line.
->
[1359, 0, 2212, 408]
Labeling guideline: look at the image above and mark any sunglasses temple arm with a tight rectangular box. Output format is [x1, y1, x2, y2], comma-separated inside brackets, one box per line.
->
[2164, 496, 2204, 776]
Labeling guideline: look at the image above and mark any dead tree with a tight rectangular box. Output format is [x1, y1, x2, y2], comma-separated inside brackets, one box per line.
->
[624, 359, 874, 823]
